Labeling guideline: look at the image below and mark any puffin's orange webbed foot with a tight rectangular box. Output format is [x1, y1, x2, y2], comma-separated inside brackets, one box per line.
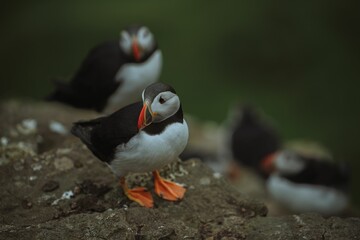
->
[126, 187, 153, 208]
[119, 177, 153, 208]
[153, 170, 186, 201]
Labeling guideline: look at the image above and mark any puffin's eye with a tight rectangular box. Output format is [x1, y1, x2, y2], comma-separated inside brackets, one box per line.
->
[159, 97, 165, 104]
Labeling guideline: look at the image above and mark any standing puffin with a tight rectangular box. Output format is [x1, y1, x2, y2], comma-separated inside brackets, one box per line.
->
[229, 105, 281, 178]
[47, 25, 162, 112]
[264, 150, 350, 215]
[71, 83, 188, 208]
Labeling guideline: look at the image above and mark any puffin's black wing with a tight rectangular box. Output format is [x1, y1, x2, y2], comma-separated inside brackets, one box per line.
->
[48, 40, 130, 112]
[71, 102, 142, 162]
[283, 158, 350, 190]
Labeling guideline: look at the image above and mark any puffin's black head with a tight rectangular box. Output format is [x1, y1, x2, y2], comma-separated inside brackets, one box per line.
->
[271, 150, 307, 175]
[237, 104, 260, 126]
[261, 150, 306, 175]
[119, 25, 158, 62]
[138, 83, 180, 130]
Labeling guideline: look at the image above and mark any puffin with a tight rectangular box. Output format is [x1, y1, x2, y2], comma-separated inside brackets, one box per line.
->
[229, 105, 281, 178]
[71, 83, 189, 208]
[47, 25, 162, 112]
[264, 150, 350, 215]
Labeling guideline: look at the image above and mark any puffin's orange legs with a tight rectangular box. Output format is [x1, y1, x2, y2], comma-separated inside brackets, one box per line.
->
[119, 177, 153, 208]
[153, 170, 186, 201]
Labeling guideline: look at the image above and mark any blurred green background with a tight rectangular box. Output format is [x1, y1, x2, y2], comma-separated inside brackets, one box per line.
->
[1, 1, 360, 207]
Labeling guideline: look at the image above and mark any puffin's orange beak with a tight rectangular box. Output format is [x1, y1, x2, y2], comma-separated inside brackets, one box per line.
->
[260, 152, 277, 175]
[132, 37, 141, 61]
[137, 103, 153, 130]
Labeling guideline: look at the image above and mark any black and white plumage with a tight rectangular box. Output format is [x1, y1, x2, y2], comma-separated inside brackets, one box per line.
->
[266, 150, 350, 215]
[71, 82, 188, 208]
[229, 105, 281, 177]
[47, 25, 162, 112]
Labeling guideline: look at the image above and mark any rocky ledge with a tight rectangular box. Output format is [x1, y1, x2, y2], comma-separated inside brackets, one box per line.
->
[0, 100, 359, 239]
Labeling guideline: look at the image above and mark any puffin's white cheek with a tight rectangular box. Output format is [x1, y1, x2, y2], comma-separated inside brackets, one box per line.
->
[139, 36, 154, 51]
[120, 39, 131, 54]
[151, 102, 160, 113]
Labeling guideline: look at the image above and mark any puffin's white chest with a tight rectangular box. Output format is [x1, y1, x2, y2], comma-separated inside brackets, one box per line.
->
[110, 120, 189, 177]
[106, 50, 162, 111]
[266, 174, 348, 215]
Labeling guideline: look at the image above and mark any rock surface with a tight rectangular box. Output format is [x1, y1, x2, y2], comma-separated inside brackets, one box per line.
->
[1, 100, 360, 239]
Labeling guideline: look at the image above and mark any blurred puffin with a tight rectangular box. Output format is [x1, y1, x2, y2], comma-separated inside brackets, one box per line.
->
[47, 25, 162, 112]
[229, 105, 281, 178]
[264, 150, 350, 215]
[71, 83, 188, 208]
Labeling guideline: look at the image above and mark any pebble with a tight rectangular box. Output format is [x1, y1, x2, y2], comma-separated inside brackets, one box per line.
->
[17, 119, 37, 135]
[16, 142, 36, 156]
[54, 157, 74, 171]
[56, 148, 71, 155]
[49, 121, 68, 135]
[31, 163, 42, 171]
[1, 137, 9, 146]
[199, 177, 211, 185]
[29, 176, 38, 181]
[213, 172, 222, 179]
[42, 180, 60, 192]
